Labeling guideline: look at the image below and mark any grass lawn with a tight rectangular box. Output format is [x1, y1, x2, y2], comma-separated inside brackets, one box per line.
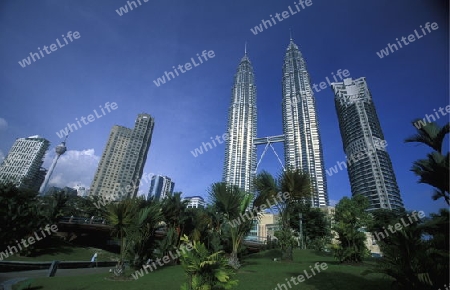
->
[13, 249, 392, 290]
[4, 238, 119, 262]
[4, 246, 118, 263]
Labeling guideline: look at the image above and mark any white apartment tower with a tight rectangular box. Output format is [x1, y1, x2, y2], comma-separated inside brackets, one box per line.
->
[331, 77, 404, 210]
[0, 135, 50, 191]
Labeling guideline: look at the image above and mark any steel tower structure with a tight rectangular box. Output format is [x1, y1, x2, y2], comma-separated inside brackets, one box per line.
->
[223, 39, 329, 208]
[281, 38, 328, 207]
[39, 137, 67, 195]
[222, 49, 257, 193]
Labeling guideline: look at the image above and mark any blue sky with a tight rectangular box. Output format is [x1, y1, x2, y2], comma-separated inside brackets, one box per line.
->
[0, 0, 448, 215]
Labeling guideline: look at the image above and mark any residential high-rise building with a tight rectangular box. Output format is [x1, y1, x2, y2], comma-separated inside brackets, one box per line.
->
[147, 175, 174, 200]
[281, 38, 328, 207]
[0, 135, 50, 191]
[34, 168, 48, 191]
[222, 50, 257, 192]
[90, 113, 154, 199]
[331, 77, 404, 211]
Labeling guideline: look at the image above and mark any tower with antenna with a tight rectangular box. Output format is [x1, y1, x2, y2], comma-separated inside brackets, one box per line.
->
[223, 34, 329, 208]
[222, 43, 257, 192]
[39, 135, 68, 195]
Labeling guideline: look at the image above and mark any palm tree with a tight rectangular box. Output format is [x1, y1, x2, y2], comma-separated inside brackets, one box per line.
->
[106, 198, 136, 276]
[40, 190, 72, 223]
[208, 182, 253, 269]
[405, 121, 449, 204]
[199, 206, 227, 253]
[183, 207, 214, 247]
[161, 192, 189, 246]
[83, 195, 108, 218]
[254, 168, 311, 260]
[127, 198, 163, 269]
[179, 235, 238, 290]
[405, 121, 449, 153]
[411, 152, 449, 204]
[363, 210, 449, 290]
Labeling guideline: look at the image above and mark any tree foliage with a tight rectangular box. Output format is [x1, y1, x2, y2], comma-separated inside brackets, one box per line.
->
[405, 121, 449, 204]
[106, 197, 164, 273]
[363, 209, 449, 290]
[0, 183, 48, 254]
[332, 195, 370, 263]
[208, 182, 253, 269]
[127, 197, 163, 269]
[179, 235, 238, 290]
[161, 192, 189, 246]
[254, 168, 311, 261]
[106, 198, 137, 275]
[289, 201, 331, 251]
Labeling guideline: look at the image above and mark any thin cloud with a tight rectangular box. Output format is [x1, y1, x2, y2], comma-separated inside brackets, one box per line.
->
[329, 199, 338, 207]
[0, 118, 7, 131]
[44, 149, 100, 189]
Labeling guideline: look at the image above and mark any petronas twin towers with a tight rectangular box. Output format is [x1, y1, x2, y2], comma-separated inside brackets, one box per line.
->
[223, 38, 328, 208]
[222, 50, 258, 194]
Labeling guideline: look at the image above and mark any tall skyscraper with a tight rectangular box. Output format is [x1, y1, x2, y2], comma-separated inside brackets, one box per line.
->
[0, 135, 50, 191]
[90, 113, 154, 199]
[282, 38, 328, 207]
[222, 50, 257, 192]
[331, 77, 404, 211]
[147, 175, 174, 200]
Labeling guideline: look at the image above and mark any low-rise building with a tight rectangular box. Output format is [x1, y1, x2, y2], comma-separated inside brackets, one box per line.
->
[183, 196, 206, 208]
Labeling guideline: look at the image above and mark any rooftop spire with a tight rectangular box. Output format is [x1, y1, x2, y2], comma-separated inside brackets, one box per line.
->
[240, 42, 250, 63]
[63, 132, 69, 144]
[289, 28, 293, 41]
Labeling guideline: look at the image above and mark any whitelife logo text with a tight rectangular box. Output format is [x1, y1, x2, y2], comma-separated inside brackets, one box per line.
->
[250, 0, 313, 35]
[18, 31, 81, 68]
[372, 211, 425, 242]
[131, 242, 194, 280]
[153, 50, 215, 87]
[0, 224, 58, 261]
[413, 104, 450, 129]
[376, 22, 439, 59]
[190, 133, 228, 158]
[115, 0, 149, 16]
[55, 102, 118, 139]
[273, 262, 328, 290]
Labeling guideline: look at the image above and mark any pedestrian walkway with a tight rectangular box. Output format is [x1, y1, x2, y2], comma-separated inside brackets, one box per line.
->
[0, 267, 110, 290]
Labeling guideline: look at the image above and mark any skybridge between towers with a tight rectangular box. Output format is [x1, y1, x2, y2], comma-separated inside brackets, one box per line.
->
[253, 134, 285, 173]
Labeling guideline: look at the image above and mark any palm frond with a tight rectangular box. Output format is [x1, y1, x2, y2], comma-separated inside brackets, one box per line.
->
[405, 121, 449, 153]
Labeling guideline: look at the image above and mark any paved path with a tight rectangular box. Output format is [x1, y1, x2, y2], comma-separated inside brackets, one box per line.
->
[0, 267, 111, 290]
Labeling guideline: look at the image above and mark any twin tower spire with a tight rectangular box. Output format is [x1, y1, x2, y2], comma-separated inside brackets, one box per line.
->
[222, 37, 329, 208]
